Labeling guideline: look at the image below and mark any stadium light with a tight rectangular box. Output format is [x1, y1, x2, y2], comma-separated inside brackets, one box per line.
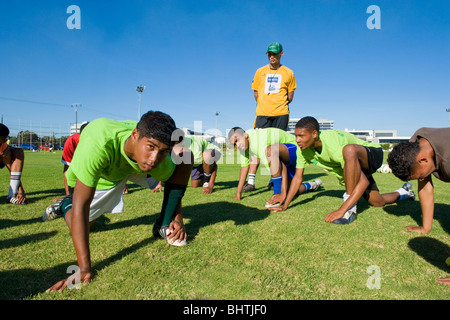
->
[215, 112, 220, 130]
[71, 103, 82, 133]
[447, 108, 450, 127]
[137, 85, 146, 120]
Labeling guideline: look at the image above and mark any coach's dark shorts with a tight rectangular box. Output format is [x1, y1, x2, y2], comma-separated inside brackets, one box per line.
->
[254, 114, 289, 131]
[363, 146, 383, 194]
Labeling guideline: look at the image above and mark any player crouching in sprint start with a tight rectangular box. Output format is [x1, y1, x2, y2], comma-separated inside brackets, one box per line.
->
[228, 127, 322, 207]
[42, 111, 192, 292]
[268, 117, 415, 224]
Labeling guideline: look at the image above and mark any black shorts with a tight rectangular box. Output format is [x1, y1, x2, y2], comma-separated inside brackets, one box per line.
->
[254, 114, 289, 130]
[363, 147, 383, 194]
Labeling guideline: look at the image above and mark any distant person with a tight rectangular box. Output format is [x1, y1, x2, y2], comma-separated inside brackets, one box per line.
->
[171, 133, 222, 194]
[42, 111, 193, 292]
[243, 42, 297, 193]
[228, 127, 320, 206]
[0, 123, 27, 204]
[269, 117, 415, 225]
[387, 128, 450, 285]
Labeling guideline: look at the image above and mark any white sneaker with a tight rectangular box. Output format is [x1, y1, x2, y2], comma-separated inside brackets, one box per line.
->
[265, 201, 281, 208]
[153, 224, 187, 247]
[165, 228, 188, 247]
[309, 179, 322, 191]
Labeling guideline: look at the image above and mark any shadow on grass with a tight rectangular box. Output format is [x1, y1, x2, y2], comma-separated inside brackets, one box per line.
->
[0, 236, 155, 300]
[0, 217, 42, 230]
[92, 201, 271, 241]
[0, 231, 58, 250]
[182, 201, 270, 240]
[383, 203, 450, 235]
[0, 201, 268, 299]
[17, 188, 66, 204]
[408, 237, 450, 273]
[236, 172, 329, 199]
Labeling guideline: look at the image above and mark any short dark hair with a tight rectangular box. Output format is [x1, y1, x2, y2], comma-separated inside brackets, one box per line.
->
[0, 123, 9, 138]
[295, 116, 320, 132]
[387, 141, 421, 181]
[227, 127, 245, 140]
[137, 111, 177, 146]
[80, 122, 89, 133]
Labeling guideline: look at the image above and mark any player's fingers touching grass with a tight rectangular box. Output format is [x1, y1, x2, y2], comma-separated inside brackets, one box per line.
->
[46, 270, 93, 293]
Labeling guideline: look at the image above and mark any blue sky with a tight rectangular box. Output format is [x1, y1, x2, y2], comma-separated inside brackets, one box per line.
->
[0, 0, 449, 138]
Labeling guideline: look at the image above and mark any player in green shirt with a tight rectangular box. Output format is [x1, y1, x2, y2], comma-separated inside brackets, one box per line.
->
[228, 127, 321, 205]
[43, 111, 193, 292]
[268, 117, 415, 224]
[171, 133, 222, 194]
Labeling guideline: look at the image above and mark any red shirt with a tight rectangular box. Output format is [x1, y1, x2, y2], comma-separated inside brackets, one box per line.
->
[62, 133, 80, 165]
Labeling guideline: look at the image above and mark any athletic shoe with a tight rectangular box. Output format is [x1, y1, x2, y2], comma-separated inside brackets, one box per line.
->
[42, 195, 72, 222]
[265, 201, 281, 209]
[333, 210, 357, 225]
[401, 182, 415, 201]
[6, 195, 27, 205]
[152, 224, 187, 247]
[242, 183, 256, 193]
[309, 179, 322, 192]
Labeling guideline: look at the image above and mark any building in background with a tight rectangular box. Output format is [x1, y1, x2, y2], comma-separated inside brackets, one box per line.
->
[288, 118, 334, 133]
[344, 128, 410, 144]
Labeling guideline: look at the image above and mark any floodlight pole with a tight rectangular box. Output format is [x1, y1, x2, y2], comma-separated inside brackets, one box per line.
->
[215, 112, 220, 130]
[71, 103, 81, 133]
[447, 108, 450, 127]
[137, 85, 145, 120]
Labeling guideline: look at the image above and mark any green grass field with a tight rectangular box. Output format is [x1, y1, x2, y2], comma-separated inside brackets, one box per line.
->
[0, 151, 449, 300]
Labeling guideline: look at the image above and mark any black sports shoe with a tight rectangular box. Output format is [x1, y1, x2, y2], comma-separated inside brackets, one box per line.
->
[242, 183, 256, 193]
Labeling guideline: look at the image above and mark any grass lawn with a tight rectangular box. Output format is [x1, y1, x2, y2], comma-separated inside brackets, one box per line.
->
[0, 150, 449, 300]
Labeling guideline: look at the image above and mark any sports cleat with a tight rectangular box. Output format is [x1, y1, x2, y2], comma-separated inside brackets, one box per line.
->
[242, 183, 256, 193]
[6, 195, 27, 205]
[265, 201, 281, 209]
[309, 179, 322, 192]
[152, 224, 187, 247]
[333, 210, 357, 225]
[42, 195, 72, 222]
[401, 182, 415, 201]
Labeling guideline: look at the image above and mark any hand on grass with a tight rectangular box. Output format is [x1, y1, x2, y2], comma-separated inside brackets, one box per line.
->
[202, 186, 213, 194]
[168, 219, 187, 243]
[46, 269, 93, 293]
[15, 193, 27, 204]
[152, 183, 162, 193]
[267, 206, 286, 212]
[324, 210, 344, 223]
[266, 194, 284, 206]
[232, 194, 241, 201]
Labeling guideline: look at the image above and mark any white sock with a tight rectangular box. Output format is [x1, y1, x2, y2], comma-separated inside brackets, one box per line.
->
[8, 172, 22, 197]
[247, 174, 256, 185]
[343, 192, 357, 213]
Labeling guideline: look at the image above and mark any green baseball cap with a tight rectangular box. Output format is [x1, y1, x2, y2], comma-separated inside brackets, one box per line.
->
[266, 42, 283, 54]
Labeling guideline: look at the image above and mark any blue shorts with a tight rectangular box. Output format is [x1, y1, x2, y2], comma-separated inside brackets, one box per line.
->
[283, 143, 298, 179]
[191, 164, 204, 181]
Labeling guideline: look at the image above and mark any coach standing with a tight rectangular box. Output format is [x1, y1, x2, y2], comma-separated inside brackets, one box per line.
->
[242, 42, 297, 192]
